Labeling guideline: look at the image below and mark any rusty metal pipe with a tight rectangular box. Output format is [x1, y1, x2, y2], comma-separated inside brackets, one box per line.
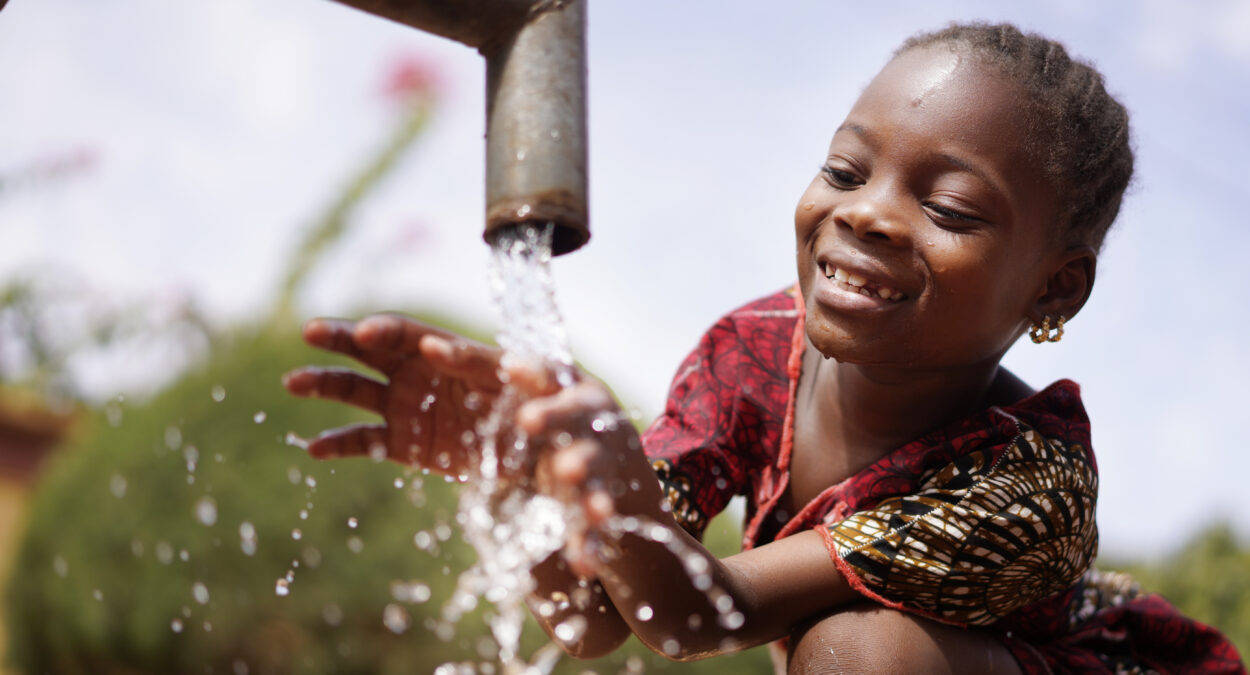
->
[331, 0, 590, 255]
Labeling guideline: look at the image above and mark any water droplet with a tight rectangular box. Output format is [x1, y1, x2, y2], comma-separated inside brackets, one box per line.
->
[178, 549, 190, 562]
[687, 613, 703, 630]
[391, 581, 431, 603]
[420, 393, 436, 412]
[130, 539, 144, 557]
[434, 523, 452, 541]
[291, 529, 302, 541]
[164, 426, 182, 450]
[92, 589, 103, 601]
[347, 536, 364, 553]
[105, 400, 124, 427]
[253, 411, 266, 424]
[52, 555, 68, 578]
[192, 581, 209, 605]
[463, 392, 482, 411]
[195, 497, 218, 526]
[322, 603, 343, 626]
[156, 541, 174, 564]
[171, 618, 184, 633]
[211, 385, 226, 402]
[663, 638, 681, 656]
[304, 475, 317, 488]
[393, 477, 405, 489]
[202, 621, 213, 632]
[515, 149, 527, 161]
[286, 467, 301, 484]
[284, 432, 309, 450]
[347, 517, 358, 529]
[722, 611, 745, 630]
[298, 509, 308, 520]
[232, 659, 250, 675]
[383, 603, 410, 634]
[239, 521, 258, 556]
[413, 531, 433, 550]
[369, 443, 388, 462]
[274, 578, 290, 597]
[635, 604, 653, 621]
[109, 474, 127, 498]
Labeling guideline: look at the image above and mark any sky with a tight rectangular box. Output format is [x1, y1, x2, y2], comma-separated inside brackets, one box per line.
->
[1, 0, 1249, 558]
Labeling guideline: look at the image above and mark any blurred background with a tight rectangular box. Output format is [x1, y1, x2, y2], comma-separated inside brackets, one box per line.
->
[1, 0, 1248, 673]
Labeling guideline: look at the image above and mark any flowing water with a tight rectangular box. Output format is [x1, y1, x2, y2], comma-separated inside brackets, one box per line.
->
[446, 222, 579, 674]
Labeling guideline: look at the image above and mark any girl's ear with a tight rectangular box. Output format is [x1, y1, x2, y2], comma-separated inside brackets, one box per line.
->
[1028, 246, 1097, 325]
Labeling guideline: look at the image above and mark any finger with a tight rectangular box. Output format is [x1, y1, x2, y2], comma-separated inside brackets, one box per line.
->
[516, 381, 616, 436]
[502, 356, 566, 397]
[354, 313, 454, 355]
[283, 367, 387, 415]
[419, 334, 505, 390]
[551, 439, 597, 486]
[583, 490, 615, 527]
[305, 424, 389, 461]
[302, 318, 399, 372]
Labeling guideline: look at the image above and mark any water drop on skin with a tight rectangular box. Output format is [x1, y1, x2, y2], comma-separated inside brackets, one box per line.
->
[635, 604, 654, 622]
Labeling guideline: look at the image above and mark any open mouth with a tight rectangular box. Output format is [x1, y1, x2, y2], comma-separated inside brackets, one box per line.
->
[820, 262, 907, 302]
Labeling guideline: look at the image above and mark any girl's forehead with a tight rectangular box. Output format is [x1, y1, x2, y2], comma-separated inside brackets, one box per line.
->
[843, 47, 1034, 159]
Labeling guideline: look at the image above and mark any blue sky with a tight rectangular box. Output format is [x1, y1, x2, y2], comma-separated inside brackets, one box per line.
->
[2, 0, 1249, 557]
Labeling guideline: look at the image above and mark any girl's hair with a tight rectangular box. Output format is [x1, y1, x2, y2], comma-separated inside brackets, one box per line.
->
[899, 23, 1133, 252]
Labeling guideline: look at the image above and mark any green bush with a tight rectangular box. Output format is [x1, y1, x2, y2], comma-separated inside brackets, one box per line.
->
[4, 323, 771, 675]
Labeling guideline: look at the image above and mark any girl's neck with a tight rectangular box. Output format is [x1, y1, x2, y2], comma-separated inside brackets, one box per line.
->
[802, 343, 1023, 455]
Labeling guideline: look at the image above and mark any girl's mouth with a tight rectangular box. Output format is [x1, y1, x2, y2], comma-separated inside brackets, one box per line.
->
[820, 262, 907, 302]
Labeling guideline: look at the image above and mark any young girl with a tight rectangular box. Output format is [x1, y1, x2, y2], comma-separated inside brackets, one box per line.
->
[284, 22, 1246, 674]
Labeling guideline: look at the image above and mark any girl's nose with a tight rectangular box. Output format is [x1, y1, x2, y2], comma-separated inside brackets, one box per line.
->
[836, 183, 911, 245]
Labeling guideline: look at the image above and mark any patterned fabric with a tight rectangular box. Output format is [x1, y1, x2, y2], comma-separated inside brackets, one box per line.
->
[823, 424, 1099, 626]
[641, 287, 1246, 674]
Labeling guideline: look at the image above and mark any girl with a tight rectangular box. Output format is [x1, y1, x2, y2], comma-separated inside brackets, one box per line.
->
[285, 22, 1245, 674]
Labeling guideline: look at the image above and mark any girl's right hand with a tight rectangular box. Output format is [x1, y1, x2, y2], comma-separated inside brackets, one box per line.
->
[282, 314, 506, 475]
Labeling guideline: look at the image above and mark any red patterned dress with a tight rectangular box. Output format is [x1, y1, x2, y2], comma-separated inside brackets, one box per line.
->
[643, 287, 1245, 674]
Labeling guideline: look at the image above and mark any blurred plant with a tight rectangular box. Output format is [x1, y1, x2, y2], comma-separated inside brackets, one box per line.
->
[1109, 523, 1250, 659]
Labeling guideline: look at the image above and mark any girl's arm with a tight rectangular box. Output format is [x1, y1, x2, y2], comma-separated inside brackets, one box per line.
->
[517, 378, 859, 660]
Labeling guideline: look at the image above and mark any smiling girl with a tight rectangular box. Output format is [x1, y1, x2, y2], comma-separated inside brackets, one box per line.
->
[286, 22, 1245, 674]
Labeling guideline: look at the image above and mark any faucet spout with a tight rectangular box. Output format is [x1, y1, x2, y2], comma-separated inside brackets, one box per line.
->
[331, 0, 590, 255]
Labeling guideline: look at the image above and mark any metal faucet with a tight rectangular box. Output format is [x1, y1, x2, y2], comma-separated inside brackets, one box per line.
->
[332, 0, 589, 255]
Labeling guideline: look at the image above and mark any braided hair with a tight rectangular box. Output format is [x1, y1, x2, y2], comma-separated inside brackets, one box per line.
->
[899, 23, 1134, 252]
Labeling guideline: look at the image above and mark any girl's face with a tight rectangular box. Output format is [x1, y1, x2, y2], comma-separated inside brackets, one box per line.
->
[795, 46, 1064, 370]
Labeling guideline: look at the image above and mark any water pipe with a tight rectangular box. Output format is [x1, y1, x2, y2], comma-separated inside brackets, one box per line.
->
[331, 0, 589, 255]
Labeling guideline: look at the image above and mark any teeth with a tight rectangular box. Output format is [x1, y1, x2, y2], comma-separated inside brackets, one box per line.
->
[823, 265, 906, 302]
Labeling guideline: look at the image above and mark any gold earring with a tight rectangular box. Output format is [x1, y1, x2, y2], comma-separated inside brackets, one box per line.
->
[1029, 315, 1065, 343]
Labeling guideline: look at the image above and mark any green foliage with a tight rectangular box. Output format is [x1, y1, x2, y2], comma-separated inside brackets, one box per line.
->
[1109, 523, 1250, 660]
[5, 323, 771, 674]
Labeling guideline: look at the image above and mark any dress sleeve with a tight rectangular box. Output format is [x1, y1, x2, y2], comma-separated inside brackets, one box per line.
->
[642, 315, 753, 540]
[820, 423, 1099, 627]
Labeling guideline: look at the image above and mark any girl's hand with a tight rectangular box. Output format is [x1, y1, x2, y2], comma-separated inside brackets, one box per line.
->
[283, 314, 505, 475]
[510, 376, 645, 575]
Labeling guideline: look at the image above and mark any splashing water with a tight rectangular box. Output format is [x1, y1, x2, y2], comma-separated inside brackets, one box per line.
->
[446, 223, 579, 674]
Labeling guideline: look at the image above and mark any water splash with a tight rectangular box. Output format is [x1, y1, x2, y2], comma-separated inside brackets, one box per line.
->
[448, 223, 579, 674]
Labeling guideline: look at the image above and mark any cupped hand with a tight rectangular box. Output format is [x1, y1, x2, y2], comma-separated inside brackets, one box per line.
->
[283, 314, 507, 475]
[510, 376, 650, 575]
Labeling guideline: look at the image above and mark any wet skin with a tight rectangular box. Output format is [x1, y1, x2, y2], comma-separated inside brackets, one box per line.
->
[287, 46, 1097, 672]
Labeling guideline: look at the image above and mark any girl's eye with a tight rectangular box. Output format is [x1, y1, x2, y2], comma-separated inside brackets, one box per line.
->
[821, 165, 861, 188]
[924, 202, 981, 226]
